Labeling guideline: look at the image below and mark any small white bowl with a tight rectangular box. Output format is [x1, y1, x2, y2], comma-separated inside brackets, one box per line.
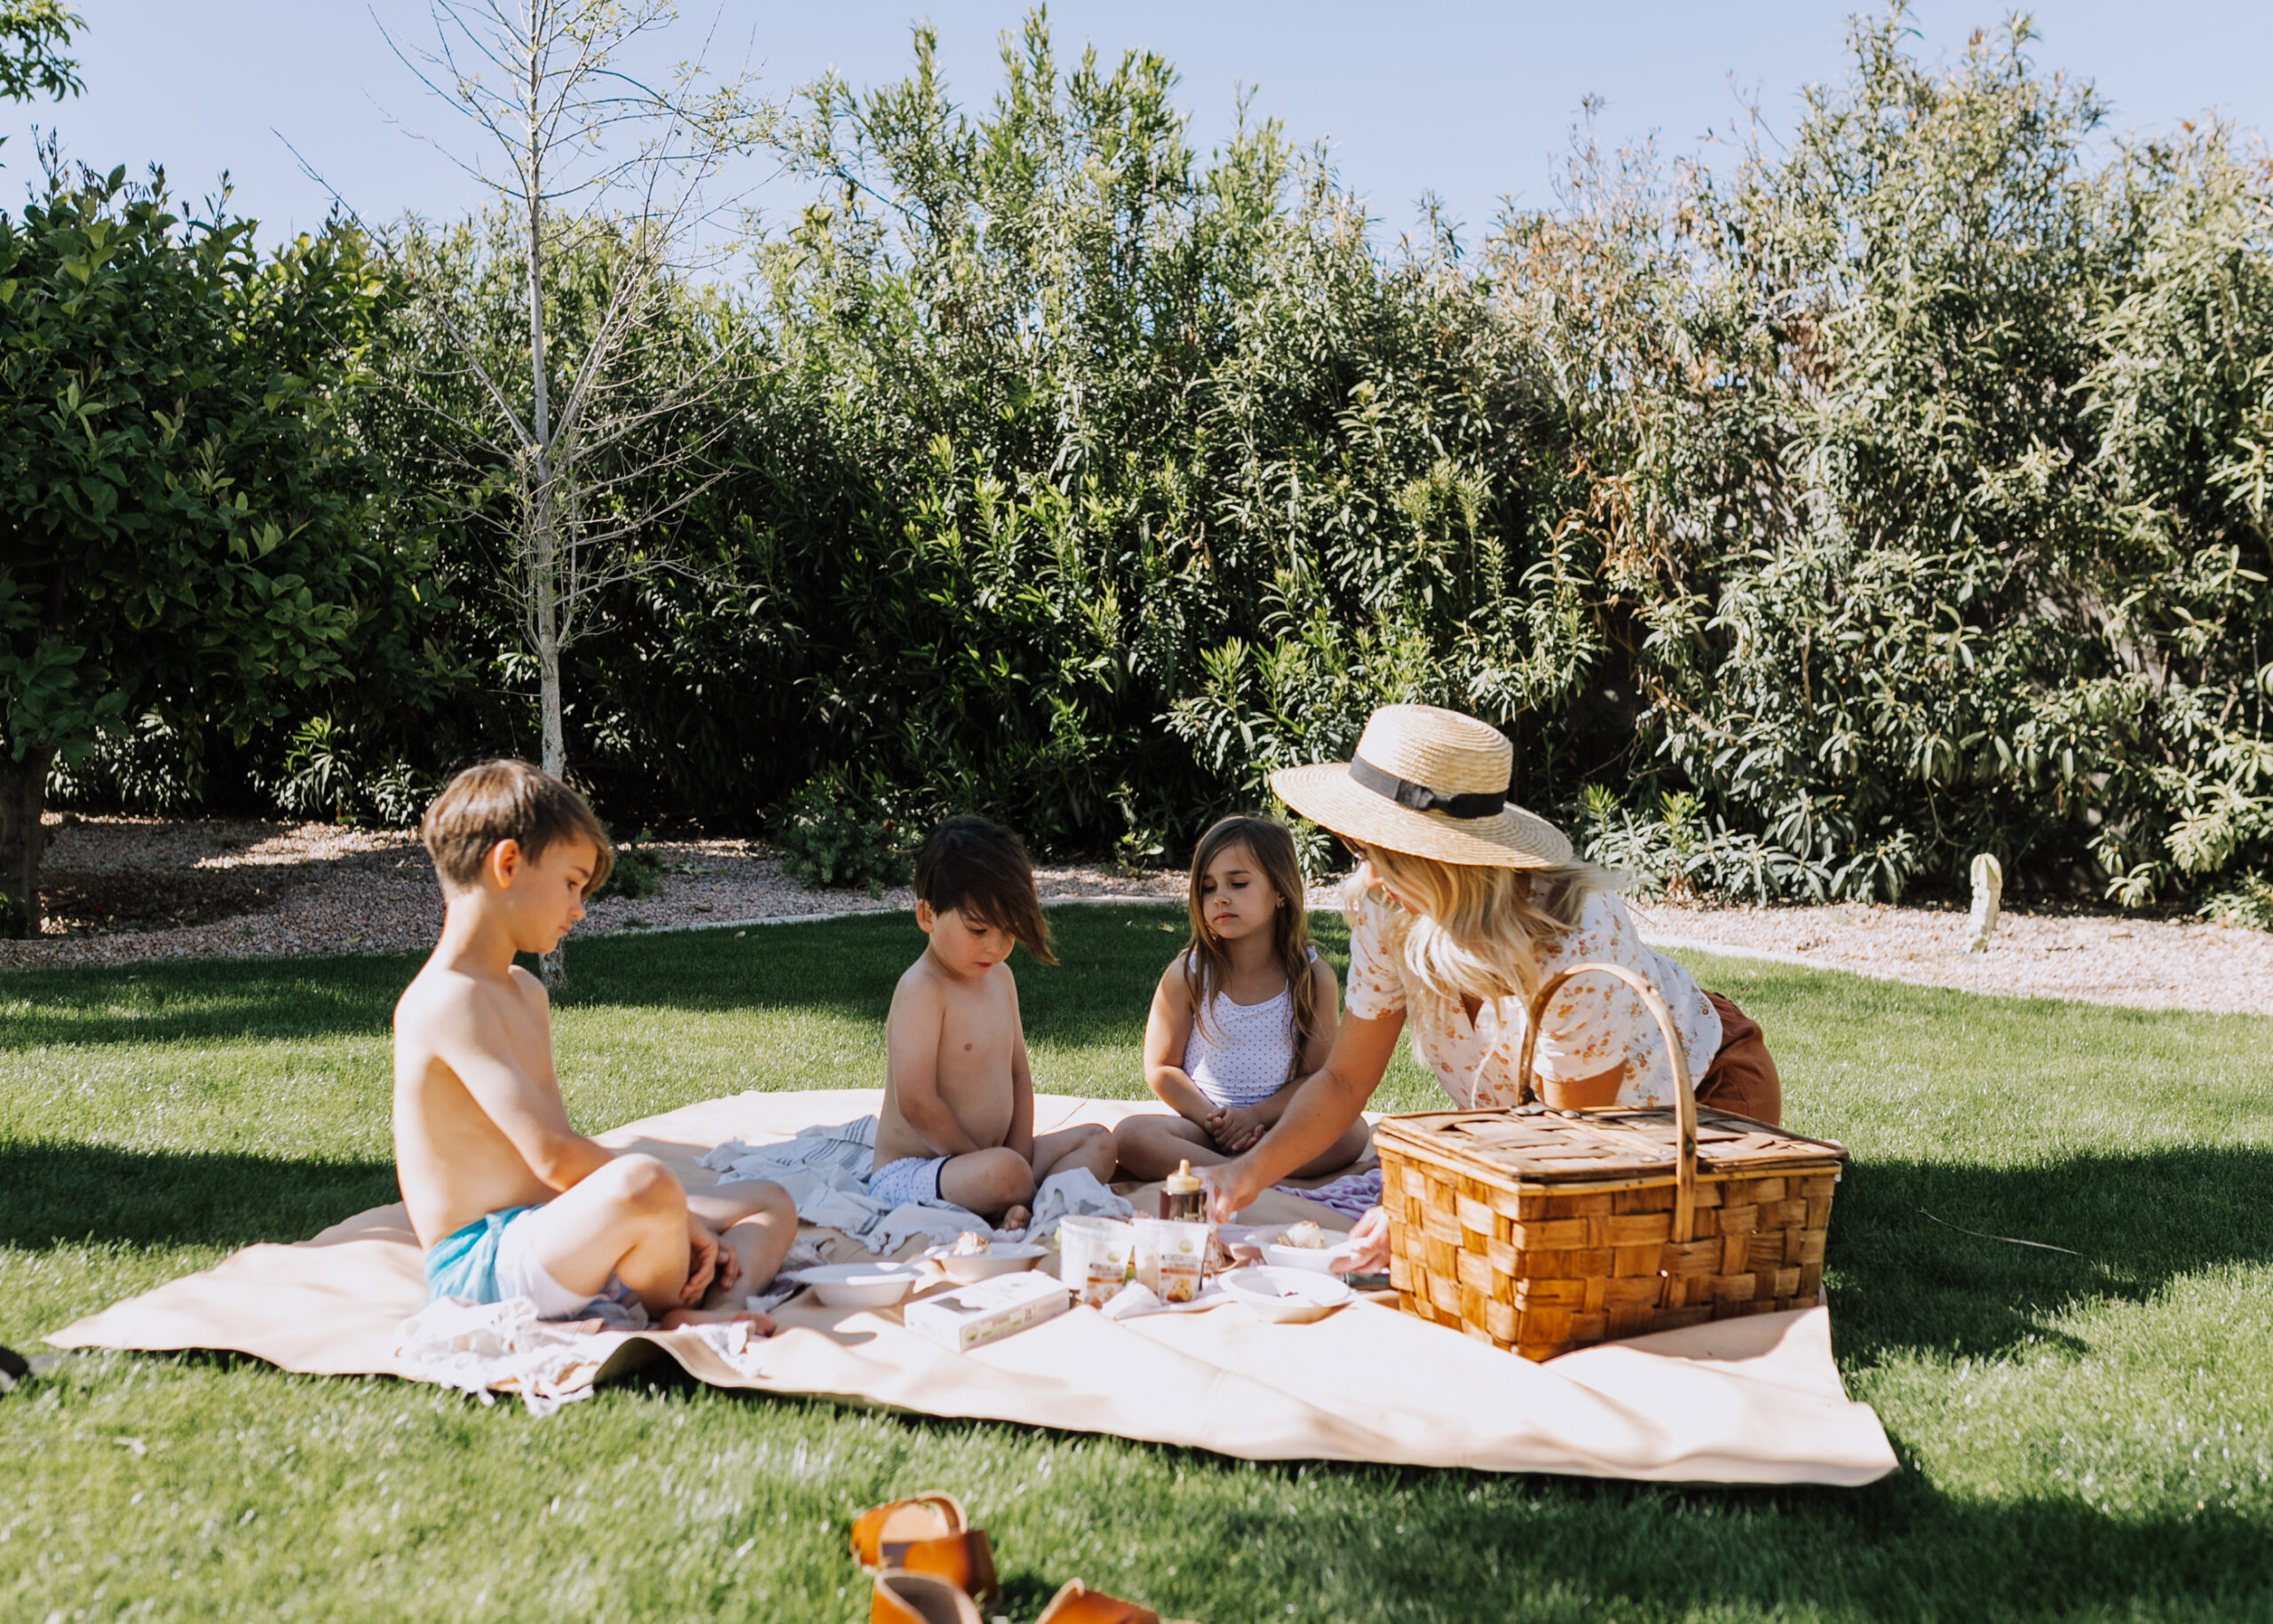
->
[922, 1242, 1049, 1283]
[788, 1262, 923, 1309]
[1221, 1266, 1354, 1325]
[1263, 1230, 1353, 1272]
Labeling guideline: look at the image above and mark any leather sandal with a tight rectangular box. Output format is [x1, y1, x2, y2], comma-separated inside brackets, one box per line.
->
[852, 1494, 967, 1566]
[851, 1494, 1000, 1604]
[1033, 1578, 1163, 1624]
[870, 1569, 984, 1624]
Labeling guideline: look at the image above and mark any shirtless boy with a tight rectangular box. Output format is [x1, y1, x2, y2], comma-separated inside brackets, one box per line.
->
[869, 816, 1117, 1229]
[394, 760, 794, 1327]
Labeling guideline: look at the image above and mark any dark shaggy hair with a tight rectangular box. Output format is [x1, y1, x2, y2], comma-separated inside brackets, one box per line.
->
[913, 815, 1054, 964]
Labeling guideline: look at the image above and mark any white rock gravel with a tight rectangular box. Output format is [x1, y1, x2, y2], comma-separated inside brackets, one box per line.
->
[3, 815, 2267, 1016]
[1626, 896, 2273, 1017]
[0, 814, 1185, 971]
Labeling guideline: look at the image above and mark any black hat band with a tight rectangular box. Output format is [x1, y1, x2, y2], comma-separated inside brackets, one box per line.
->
[1347, 753, 1510, 821]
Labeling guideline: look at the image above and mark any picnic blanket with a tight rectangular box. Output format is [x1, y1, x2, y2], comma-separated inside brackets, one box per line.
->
[47, 1088, 1897, 1485]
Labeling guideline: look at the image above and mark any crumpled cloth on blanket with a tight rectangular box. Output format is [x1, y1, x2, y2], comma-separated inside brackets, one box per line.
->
[395, 1296, 771, 1416]
[1281, 1167, 1383, 1221]
[699, 1116, 1131, 1250]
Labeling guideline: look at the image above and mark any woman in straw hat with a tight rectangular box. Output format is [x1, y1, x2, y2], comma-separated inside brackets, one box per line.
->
[1202, 705, 1782, 1263]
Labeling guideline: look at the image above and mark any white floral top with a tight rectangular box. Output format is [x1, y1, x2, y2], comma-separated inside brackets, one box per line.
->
[1343, 883, 1722, 1110]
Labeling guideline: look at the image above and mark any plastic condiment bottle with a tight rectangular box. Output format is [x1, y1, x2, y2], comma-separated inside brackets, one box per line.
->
[1161, 1159, 1205, 1222]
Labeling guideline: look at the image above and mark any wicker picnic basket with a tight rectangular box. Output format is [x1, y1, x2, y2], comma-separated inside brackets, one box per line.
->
[1375, 963, 1847, 1361]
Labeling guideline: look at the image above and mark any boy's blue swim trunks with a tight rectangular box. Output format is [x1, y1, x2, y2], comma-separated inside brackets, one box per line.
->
[422, 1205, 541, 1305]
[422, 1205, 644, 1323]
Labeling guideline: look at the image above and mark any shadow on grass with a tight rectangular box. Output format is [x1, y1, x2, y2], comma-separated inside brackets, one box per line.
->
[0, 955, 409, 1048]
[565, 905, 1208, 1050]
[594, 1386, 2272, 1618]
[0, 905, 1212, 1050]
[1833, 1144, 2273, 1362]
[0, 1141, 398, 1249]
[1194, 1458, 2273, 1618]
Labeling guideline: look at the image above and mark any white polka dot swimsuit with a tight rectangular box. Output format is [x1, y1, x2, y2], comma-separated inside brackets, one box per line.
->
[1180, 948, 1318, 1110]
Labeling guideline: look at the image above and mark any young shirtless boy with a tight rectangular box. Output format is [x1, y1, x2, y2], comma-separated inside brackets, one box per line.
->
[869, 816, 1118, 1229]
[394, 761, 795, 1328]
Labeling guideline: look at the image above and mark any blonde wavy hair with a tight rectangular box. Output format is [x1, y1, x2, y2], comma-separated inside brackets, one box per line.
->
[1347, 843, 1625, 1003]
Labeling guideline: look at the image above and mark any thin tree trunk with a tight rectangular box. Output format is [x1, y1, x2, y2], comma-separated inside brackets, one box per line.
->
[535, 509, 566, 781]
[0, 749, 52, 939]
[526, 70, 569, 993]
[535, 523, 568, 990]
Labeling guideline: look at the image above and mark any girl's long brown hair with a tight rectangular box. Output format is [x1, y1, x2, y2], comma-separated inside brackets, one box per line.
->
[1181, 815, 1320, 1081]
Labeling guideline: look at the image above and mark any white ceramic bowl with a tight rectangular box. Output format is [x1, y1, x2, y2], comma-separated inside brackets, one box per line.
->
[1221, 1265, 1354, 1325]
[922, 1242, 1049, 1283]
[788, 1262, 923, 1309]
[1263, 1230, 1354, 1272]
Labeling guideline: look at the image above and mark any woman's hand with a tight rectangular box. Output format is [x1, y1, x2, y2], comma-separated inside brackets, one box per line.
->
[1200, 1155, 1270, 1222]
[1207, 1105, 1265, 1153]
[1342, 1205, 1391, 1273]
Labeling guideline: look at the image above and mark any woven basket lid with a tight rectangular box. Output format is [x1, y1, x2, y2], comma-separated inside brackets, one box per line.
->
[1377, 1108, 1848, 1184]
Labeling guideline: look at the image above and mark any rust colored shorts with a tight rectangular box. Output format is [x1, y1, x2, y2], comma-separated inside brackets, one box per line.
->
[1695, 990, 1782, 1127]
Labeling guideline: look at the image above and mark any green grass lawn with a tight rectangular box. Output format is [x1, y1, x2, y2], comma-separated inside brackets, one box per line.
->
[4, 904, 2271, 1621]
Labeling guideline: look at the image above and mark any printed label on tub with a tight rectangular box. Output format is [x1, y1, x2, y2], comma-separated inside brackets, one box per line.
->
[903, 1270, 1073, 1353]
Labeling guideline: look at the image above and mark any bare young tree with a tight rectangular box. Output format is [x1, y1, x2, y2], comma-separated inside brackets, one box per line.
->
[366, 0, 764, 979]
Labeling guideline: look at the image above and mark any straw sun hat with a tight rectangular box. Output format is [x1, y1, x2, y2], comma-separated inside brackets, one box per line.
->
[1269, 704, 1574, 869]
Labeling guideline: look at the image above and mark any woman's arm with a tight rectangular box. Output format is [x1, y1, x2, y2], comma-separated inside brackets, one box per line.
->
[1141, 963, 1217, 1123]
[1204, 1006, 1406, 1217]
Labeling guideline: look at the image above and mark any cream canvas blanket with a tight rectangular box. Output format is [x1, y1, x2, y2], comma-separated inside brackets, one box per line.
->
[50, 1088, 1896, 1485]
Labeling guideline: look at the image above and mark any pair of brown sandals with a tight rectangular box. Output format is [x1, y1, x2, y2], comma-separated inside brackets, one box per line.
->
[852, 1493, 1191, 1624]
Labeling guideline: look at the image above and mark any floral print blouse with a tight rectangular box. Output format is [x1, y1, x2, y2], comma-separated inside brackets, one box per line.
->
[1343, 883, 1722, 1110]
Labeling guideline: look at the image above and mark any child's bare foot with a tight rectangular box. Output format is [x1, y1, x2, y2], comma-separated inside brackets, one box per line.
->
[659, 1307, 777, 1334]
[1001, 1204, 1030, 1232]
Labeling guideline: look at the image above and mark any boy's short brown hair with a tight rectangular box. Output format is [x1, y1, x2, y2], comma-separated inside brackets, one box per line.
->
[422, 760, 614, 897]
[914, 815, 1054, 964]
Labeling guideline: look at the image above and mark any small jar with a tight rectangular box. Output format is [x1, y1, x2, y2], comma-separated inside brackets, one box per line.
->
[1160, 1158, 1205, 1223]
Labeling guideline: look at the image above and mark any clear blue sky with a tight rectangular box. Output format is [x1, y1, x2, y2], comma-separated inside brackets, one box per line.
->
[15, 3, 2272, 245]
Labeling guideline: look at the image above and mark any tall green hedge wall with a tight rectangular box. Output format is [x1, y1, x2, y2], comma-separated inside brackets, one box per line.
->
[51, 13, 2273, 907]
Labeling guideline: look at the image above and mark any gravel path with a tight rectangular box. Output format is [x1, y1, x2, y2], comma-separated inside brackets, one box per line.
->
[1626, 897, 2273, 1017]
[0, 815, 1184, 970]
[3, 815, 2267, 1016]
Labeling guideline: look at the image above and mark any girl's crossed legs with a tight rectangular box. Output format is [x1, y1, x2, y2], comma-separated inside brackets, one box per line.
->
[1113, 1112, 1372, 1184]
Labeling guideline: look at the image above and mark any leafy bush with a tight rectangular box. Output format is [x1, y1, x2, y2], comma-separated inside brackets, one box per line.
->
[593, 827, 665, 901]
[2203, 873, 2273, 932]
[47, 10, 2273, 917]
[775, 780, 911, 895]
[268, 719, 434, 828]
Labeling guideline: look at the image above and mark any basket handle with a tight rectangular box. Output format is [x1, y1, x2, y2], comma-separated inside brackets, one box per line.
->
[1511, 961, 1699, 1247]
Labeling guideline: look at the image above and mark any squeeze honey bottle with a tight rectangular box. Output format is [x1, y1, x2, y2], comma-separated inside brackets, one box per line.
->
[1160, 1159, 1205, 1223]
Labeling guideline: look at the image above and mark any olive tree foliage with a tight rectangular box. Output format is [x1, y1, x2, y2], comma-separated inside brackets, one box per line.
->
[122, 4, 2273, 915]
[744, 18, 1570, 854]
[566, 5, 2273, 906]
[1486, 12, 2273, 904]
[0, 0, 80, 105]
[0, 169, 404, 931]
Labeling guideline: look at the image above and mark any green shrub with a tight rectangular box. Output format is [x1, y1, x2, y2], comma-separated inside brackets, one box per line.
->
[593, 827, 666, 901]
[2203, 873, 2273, 931]
[775, 780, 910, 895]
[60, 11, 2273, 914]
